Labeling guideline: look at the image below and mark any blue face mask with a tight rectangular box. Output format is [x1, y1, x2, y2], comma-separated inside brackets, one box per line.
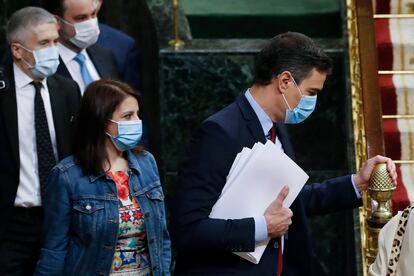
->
[19, 45, 60, 78]
[106, 119, 143, 151]
[282, 77, 317, 124]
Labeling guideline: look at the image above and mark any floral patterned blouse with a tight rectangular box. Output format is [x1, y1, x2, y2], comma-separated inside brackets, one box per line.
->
[107, 170, 151, 276]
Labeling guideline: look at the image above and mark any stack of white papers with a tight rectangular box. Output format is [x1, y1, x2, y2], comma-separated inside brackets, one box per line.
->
[209, 140, 309, 264]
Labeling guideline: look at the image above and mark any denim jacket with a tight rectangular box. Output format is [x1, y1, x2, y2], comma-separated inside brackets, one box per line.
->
[34, 150, 171, 276]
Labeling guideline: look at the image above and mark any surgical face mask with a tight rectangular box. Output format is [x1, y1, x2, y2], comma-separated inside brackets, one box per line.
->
[19, 44, 60, 78]
[62, 17, 100, 49]
[282, 77, 317, 124]
[106, 119, 142, 151]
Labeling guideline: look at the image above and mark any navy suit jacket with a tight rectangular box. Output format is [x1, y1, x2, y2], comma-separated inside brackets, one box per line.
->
[97, 23, 141, 90]
[171, 94, 361, 275]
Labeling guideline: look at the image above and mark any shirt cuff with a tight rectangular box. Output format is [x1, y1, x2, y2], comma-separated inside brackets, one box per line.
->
[351, 174, 362, 199]
[254, 215, 268, 243]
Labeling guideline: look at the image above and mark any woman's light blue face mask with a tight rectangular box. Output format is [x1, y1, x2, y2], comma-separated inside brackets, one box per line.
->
[106, 119, 143, 151]
[282, 75, 317, 124]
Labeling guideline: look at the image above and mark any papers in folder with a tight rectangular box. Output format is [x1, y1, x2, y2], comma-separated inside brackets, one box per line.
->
[209, 140, 309, 264]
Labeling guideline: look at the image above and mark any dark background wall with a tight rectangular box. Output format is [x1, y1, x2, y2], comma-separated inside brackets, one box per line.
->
[0, 0, 32, 55]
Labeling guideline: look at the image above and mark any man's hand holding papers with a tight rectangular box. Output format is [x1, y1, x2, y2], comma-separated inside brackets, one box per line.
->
[264, 186, 293, 238]
[209, 140, 309, 264]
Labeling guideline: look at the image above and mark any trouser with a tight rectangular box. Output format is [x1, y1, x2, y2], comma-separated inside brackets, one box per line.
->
[0, 207, 43, 276]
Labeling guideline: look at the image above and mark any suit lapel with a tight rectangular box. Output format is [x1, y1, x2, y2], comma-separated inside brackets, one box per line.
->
[276, 123, 295, 160]
[237, 94, 296, 159]
[97, 23, 109, 42]
[0, 66, 19, 167]
[56, 55, 72, 79]
[87, 45, 110, 79]
[236, 95, 267, 144]
[47, 76, 65, 160]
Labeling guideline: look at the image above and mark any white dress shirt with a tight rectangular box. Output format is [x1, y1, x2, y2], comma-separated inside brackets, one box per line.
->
[58, 42, 100, 94]
[14, 63, 58, 207]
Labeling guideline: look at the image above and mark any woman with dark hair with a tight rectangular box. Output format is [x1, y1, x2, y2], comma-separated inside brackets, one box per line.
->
[35, 80, 171, 276]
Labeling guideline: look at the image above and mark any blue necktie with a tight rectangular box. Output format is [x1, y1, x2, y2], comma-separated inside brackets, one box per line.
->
[73, 53, 93, 88]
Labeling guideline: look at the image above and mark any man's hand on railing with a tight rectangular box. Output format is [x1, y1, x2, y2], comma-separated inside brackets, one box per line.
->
[354, 155, 397, 193]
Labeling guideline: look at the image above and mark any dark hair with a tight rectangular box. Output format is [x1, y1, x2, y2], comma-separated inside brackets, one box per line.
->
[253, 32, 332, 85]
[73, 79, 143, 176]
[40, 0, 65, 16]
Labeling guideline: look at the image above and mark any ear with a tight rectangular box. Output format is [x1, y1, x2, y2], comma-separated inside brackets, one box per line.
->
[276, 71, 293, 94]
[10, 43, 23, 60]
[55, 15, 62, 30]
[95, 0, 103, 11]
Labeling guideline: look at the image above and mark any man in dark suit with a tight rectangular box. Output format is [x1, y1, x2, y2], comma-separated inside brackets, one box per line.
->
[97, 22, 141, 90]
[42, 0, 119, 95]
[0, 7, 80, 275]
[170, 32, 397, 275]
[95, 0, 141, 90]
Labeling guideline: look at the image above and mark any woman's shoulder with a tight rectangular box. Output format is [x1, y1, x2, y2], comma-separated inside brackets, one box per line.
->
[54, 155, 80, 173]
[129, 150, 157, 165]
[128, 150, 160, 181]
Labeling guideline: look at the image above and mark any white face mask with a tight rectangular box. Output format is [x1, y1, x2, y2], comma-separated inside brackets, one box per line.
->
[62, 17, 100, 49]
[18, 44, 60, 78]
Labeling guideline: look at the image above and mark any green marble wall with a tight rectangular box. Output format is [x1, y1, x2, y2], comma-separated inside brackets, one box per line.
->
[159, 38, 357, 276]
[181, 0, 342, 39]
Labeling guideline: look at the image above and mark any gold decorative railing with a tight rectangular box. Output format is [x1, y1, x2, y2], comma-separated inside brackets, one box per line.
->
[374, 14, 414, 18]
[346, 1, 370, 273]
[347, 0, 414, 274]
[378, 70, 414, 74]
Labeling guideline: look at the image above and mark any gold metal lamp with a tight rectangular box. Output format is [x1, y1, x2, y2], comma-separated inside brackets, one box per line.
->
[169, 0, 185, 50]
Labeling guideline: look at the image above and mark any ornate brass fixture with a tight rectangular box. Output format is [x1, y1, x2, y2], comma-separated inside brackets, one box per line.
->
[368, 164, 396, 223]
[169, 0, 185, 50]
